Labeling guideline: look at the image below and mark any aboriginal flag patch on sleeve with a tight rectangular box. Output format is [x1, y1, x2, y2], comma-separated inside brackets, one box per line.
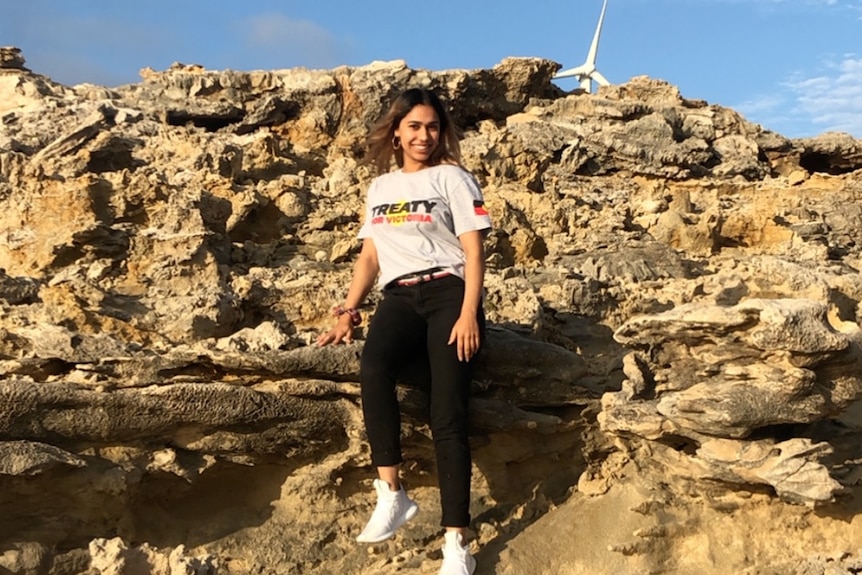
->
[473, 200, 489, 216]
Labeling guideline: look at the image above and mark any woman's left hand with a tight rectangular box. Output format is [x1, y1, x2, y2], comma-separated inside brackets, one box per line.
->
[448, 313, 481, 362]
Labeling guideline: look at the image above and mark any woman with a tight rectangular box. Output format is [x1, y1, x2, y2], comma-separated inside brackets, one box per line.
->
[316, 87, 491, 575]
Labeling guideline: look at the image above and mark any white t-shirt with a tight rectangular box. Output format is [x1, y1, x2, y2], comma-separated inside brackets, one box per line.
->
[358, 164, 492, 289]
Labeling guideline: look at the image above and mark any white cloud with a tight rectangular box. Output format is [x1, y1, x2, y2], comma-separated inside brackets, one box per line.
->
[737, 94, 788, 115]
[240, 13, 350, 70]
[710, 0, 838, 3]
[735, 95, 798, 135]
[697, 0, 837, 4]
[784, 57, 862, 136]
[734, 57, 862, 138]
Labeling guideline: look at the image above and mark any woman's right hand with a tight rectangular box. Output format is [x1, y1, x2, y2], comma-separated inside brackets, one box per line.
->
[317, 238, 378, 347]
[316, 314, 355, 346]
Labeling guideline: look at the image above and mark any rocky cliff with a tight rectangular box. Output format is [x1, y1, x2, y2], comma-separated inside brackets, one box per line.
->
[2, 44, 862, 575]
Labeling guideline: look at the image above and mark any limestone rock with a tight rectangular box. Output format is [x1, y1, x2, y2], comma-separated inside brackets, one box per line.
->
[693, 437, 842, 504]
[603, 298, 862, 502]
[0, 541, 50, 575]
[0, 269, 39, 304]
[0, 46, 27, 70]
[0, 440, 86, 476]
[1, 46, 862, 575]
[798, 132, 862, 175]
[88, 538, 216, 575]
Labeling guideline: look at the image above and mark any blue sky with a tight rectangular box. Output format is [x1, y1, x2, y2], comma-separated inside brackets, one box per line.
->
[2, 0, 861, 138]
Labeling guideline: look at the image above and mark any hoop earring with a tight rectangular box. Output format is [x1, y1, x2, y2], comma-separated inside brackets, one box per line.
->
[392, 136, 401, 150]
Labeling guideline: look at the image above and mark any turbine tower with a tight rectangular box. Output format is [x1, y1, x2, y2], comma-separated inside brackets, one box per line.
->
[554, 0, 610, 93]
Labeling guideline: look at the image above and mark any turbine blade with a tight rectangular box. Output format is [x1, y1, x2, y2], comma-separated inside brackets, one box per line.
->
[592, 70, 610, 86]
[554, 64, 590, 79]
[585, 0, 608, 66]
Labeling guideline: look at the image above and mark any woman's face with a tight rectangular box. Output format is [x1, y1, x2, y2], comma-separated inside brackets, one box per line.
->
[394, 104, 440, 172]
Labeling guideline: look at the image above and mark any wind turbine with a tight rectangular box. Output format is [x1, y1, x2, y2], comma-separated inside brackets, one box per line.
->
[554, 0, 611, 93]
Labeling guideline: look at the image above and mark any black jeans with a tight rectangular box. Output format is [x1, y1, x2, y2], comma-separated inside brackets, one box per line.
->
[360, 275, 484, 528]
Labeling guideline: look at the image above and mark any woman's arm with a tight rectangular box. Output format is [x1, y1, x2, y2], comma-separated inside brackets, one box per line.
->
[316, 238, 380, 346]
[448, 230, 486, 361]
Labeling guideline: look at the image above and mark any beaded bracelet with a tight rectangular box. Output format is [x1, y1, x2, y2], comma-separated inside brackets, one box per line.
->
[333, 306, 362, 326]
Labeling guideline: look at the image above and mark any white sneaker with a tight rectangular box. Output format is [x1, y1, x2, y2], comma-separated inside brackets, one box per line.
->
[355, 479, 419, 543]
[439, 531, 476, 575]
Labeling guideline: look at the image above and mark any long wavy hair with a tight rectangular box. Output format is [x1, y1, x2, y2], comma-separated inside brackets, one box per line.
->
[364, 88, 462, 174]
